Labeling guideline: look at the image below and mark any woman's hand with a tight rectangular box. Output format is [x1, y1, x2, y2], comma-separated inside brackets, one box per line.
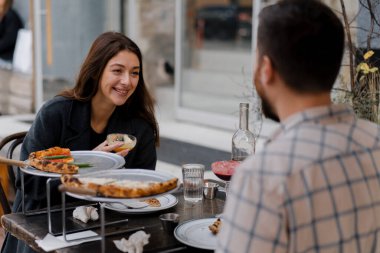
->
[93, 140, 130, 157]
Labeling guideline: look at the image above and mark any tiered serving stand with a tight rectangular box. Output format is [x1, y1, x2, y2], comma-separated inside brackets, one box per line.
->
[19, 153, 179, 253]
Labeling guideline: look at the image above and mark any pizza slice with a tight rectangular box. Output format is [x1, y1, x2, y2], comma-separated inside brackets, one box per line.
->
[61, 174, 178, 198]
[29, 147, 78, 174]
[141, 198, 161, 207]
[209, 218, 222, 235]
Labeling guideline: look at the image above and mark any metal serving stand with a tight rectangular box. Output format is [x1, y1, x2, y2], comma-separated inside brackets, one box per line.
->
[20, 169, 67, 234]
[59, 187, 130, 253]
[18, 151, 126, 234]
[57, 169, 179, 253]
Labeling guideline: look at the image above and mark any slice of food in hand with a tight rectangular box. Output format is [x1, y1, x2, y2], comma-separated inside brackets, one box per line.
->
[29, 147, 78, 174]
[61, 175, 178, 198]
[209, 218, 222, 235]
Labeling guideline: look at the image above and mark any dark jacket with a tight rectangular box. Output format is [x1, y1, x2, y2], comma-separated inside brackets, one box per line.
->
[0, 8, 23, 61]
[2, 96, 157, 253]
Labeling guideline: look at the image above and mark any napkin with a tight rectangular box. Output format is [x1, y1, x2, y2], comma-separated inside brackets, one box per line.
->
[36, 230, 99, 252]
[73, 205, 99, 223]
[113, 231, 150, 253]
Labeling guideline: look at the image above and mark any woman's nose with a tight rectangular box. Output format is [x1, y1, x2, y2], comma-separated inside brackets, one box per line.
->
[120, 74, 130, 86]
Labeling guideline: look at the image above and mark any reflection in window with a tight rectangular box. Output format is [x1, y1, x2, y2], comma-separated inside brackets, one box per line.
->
[180, 0, 253, 116]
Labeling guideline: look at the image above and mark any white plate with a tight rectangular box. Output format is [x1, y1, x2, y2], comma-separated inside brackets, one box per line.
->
[103, 194, 178, 214]
[65, 169, 180, 201]
[20, 151, 125, 178]
[174, 218, 218, 250]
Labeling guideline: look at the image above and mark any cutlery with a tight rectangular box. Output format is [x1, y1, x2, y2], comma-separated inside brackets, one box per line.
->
[110, 201, 149, 209]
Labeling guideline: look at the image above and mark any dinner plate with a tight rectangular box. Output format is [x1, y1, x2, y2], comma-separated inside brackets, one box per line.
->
[65, 169, 180, 201]
[174, 218, 218, 250]
[103, 194, 178, 214]
[20, 151, 125, 178]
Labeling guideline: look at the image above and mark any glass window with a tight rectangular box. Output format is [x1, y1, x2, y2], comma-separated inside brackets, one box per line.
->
[177, 0, 254, 129]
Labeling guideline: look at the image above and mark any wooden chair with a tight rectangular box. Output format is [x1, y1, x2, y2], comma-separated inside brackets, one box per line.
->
[0, 131, 27, 215]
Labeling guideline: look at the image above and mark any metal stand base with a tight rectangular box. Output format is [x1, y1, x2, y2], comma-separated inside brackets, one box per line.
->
[20, 172, 59, 234]
[60, 191, 129, 253]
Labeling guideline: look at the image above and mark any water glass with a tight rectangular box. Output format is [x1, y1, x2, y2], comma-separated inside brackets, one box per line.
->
[182, 164, 205, 202]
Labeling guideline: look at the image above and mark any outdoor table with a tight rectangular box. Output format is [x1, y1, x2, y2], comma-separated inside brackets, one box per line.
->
[1, 190, 225, 253]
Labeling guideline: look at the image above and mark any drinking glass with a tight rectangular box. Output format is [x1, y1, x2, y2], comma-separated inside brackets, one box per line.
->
[182, 164, 204, 202]
[211, 160, 240, 197]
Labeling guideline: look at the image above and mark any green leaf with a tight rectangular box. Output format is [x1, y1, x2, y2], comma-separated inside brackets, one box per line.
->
[69, 163, 93, 168]
[43, 155, 70, 159]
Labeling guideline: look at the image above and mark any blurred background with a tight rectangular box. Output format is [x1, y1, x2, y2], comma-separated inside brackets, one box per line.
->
[4, 0, 257, 131]
[3, 0, 376, 131]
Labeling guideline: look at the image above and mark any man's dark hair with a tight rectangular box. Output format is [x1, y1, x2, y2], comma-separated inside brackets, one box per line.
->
[257, 0, 344, 93]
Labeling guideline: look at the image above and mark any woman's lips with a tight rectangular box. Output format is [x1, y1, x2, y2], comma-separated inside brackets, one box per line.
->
[114, 87, 129, 96]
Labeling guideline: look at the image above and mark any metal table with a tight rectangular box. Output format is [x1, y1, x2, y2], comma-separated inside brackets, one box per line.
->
[1, 190, 225, 253]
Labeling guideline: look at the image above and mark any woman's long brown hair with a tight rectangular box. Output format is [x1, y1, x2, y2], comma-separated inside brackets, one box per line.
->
[59, 32, 159, 145]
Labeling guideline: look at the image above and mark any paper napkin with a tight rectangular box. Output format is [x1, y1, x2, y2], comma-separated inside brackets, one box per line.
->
[36, 230, 100, 252]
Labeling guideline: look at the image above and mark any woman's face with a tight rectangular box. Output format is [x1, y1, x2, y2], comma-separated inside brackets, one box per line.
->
[0, 0, 6, 19]
[96, 50, 140, 107]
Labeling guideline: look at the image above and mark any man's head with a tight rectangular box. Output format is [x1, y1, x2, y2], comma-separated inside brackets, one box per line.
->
[254, 0, 344, 121]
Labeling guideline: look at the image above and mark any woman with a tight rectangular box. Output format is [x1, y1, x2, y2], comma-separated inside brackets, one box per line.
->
[2, 32, 159, 253]
[0, 0, 23, 63]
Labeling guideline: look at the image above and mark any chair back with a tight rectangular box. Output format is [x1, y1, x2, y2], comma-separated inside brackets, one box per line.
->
[0, 131, 27, 214]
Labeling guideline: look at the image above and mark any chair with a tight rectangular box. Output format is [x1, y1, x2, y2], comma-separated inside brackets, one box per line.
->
[0, 131, 27, 214]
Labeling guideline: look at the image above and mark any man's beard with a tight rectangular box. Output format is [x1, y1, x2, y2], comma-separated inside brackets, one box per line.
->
[254, 70, 280, 123]
[261, 96, 280, 123]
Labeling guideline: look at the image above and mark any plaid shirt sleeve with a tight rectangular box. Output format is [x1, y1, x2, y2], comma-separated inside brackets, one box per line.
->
[216, 105, 380, 253]
[216, 156, 289, 253]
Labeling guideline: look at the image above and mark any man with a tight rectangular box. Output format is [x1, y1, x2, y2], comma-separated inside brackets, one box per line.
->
[216, 0, 380, 252]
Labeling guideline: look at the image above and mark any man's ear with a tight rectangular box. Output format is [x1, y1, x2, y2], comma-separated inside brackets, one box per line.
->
[259, 56, 274, 85]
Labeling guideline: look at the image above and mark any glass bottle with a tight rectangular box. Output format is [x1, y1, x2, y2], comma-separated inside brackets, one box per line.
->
[231, 103, 256, 161]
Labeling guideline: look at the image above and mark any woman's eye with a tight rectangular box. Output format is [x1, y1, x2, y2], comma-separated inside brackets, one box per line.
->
[112, 69, 122, 74]
[132, 71, 140, 76]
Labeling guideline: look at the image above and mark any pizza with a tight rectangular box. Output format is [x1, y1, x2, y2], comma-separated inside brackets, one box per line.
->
[29, 147, 79, 174]
[141, 198, 161, 207]
[61, 174, 178, 198]
[209, 218, 222, 235]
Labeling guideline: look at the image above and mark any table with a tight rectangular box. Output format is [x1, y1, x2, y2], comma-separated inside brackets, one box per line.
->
[1, 190, 225, 253]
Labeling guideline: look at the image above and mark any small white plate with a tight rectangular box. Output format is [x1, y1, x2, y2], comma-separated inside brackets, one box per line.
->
[174, 218, 218, 250]
[103, 194, 178, 214]
[20, 151, 125, 178]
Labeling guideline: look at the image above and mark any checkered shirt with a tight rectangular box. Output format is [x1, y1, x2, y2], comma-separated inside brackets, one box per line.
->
[216, 104, 380, 253]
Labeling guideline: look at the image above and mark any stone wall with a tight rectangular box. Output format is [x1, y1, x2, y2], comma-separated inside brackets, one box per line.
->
[137, 0, 175, 98]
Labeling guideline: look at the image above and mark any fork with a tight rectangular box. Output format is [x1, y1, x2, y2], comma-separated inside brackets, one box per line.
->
[110, 201, 149, 209]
